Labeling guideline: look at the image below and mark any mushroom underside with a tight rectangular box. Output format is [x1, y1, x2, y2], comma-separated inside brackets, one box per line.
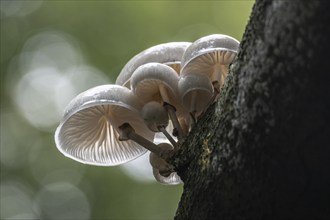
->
[152, 169, 183, 185]
[181, 50, 236, 78]
[134, 79, 177, 104]
[56, 104, 152, 166]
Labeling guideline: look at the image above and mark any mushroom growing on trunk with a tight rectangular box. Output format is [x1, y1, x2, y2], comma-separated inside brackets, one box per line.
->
[180, 34, 239, 107]
[141, 101, 178, 147]
[178, 74, 214, 121]
[55, 84, 160, 165]
[130, 63, 187, 143]
[149, 143, 182, 185]
[116, 42, 191, 88]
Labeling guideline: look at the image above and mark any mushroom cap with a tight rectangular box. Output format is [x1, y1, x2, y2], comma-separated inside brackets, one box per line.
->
[116, 42, 191, 87]
[131, 62, 189, 121]
[142, 101, 169, 132]
[152, 168, 183, 185]
[130, 62, 180, 105]
[164, 62, 181, 74]
[55, 84, 154, 166]
[178, 74, 214, 116]
[131, 62, 189, 125]
[181, 34, 240, 79]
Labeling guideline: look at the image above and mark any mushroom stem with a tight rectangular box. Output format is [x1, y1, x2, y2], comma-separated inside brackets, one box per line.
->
[179, 118, 190, 136]
[158, 84, 185, 140]
[199, 81, 221, 120]
[163, 103, 184, 141]
[190, 90, 197, 114]
[150, 150, 175, 177]
[208, 81, 221, 105]
[190, 90, 198, 118]
[118, 123, 169, 159]
[158, 126, 178, 150]
[189, 112, 196, 127]
[159, 84, 171, 104]
[212, 64, 222, 84]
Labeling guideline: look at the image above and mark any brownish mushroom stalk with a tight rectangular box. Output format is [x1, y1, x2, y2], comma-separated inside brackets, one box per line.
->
[117, 123, 172, 160]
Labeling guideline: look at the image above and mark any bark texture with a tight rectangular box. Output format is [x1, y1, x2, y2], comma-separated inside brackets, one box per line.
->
[171, 0, 330, 219]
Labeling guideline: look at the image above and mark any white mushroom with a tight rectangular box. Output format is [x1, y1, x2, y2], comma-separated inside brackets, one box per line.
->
[130, 63, 186, 143]
[178, 74, 214, 121]
[180, 34, 239, 102]
[55, 85, 155, 166]
[141, 101, 177, 147]
[116, 42, 191, 88]
[149, 143, 182, 185]
[142, 101, 169, 132]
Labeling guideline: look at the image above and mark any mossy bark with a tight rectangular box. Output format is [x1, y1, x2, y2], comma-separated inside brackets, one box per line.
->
[170, 0, 330, 219]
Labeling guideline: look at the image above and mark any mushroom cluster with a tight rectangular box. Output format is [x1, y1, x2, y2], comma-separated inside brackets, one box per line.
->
[55, 34, 239, 185]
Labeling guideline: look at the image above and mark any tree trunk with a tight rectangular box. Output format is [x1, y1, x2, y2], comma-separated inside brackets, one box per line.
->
[170, 0, 330, 219]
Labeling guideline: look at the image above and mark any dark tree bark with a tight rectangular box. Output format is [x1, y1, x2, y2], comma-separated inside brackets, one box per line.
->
[170, 0, 330, 219]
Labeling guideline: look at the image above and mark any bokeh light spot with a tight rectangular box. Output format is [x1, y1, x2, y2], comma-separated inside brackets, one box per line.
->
[14, 67, 73, 130]
[34, 182, 90, 220]
[0, 181, 38, 219]
[7, 31, 110, 132]
[0, 0, 43, 17]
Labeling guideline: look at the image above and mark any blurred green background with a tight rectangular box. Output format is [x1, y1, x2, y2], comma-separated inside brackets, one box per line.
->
[0, 1, 254, 219]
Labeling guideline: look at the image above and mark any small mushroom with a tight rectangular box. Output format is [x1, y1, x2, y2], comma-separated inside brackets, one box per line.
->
[180, 34, 239, 100]
[55, 84, 155, 166]
[178, 74, 214, 121]
[149, 143, 182, 185]
[142, 101, 169, 132]
[130, 62, 185, 142]
[141, 101, 177, 147]
[116, 42, 191, 88]
[152, 168, 182, 185]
